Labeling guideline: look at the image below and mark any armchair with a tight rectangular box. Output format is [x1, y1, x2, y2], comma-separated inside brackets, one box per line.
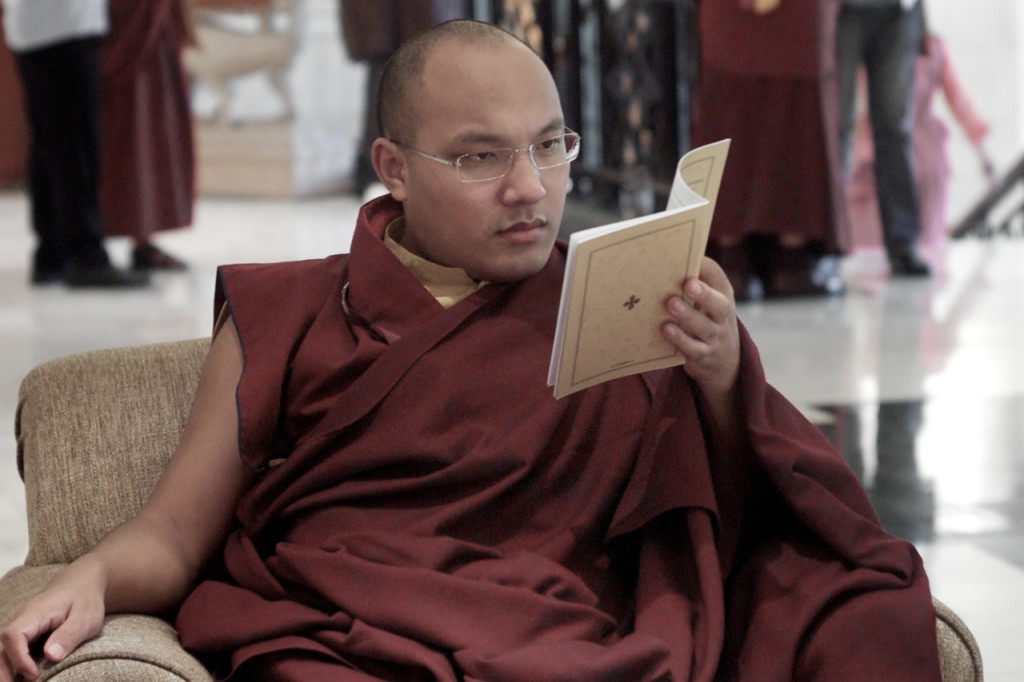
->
[0, 339, 984, 680]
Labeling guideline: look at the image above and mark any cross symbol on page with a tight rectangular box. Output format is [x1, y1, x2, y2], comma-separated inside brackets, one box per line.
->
[623, 295, 640, 310]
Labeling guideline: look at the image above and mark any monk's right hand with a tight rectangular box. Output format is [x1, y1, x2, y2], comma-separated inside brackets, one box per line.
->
[0, 559, 106, 682]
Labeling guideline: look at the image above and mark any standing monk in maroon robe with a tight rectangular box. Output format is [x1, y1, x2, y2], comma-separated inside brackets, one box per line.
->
[692, 0, 850, 300]
[100, 0, 195, 271]
[0, 19, 941, 681]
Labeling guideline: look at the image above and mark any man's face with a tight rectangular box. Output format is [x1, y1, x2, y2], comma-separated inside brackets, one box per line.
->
[386, 41, 570, 283]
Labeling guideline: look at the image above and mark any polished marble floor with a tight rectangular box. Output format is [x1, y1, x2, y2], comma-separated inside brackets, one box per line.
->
[0, 186, 1022, 677]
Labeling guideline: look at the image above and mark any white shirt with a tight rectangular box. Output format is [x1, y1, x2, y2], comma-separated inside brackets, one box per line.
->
[1, 0, 108, 52]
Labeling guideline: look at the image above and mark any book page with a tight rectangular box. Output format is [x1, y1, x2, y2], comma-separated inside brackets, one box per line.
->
[548, 139, 730, 398]
[669, 138, 730, 211]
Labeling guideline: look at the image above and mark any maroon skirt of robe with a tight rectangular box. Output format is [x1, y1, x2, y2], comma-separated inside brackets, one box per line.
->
[99, 0, 194, 239]
[691, 0, 849, 252]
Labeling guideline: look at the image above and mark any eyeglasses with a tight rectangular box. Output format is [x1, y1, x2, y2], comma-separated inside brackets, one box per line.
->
[392, 130, 581, 183]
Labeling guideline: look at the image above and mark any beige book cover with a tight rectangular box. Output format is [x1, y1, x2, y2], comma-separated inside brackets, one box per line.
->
[548, 139, 731, 399]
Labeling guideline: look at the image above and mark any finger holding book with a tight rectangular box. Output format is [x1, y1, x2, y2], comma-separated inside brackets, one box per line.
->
[660, 256, 741, 417]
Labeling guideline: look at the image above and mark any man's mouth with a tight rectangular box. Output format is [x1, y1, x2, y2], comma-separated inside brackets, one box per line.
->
[500, 217, 547, 235]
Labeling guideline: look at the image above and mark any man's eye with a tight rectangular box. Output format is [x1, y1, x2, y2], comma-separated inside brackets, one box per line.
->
[464, 150, 501, 164]
[537, 137, 563, 151]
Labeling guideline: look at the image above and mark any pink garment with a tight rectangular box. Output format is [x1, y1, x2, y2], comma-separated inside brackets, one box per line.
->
[846, 34, 990, 254]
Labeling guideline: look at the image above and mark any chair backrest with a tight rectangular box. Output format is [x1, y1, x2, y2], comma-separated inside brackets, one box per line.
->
[16, 338, 209, 566]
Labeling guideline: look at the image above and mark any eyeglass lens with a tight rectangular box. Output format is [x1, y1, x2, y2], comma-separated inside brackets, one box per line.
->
[457, 133, 580, 182]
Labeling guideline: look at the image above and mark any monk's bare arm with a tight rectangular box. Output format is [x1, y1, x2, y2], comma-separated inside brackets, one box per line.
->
[0, 319, 252, 680]
[103, 317, 252, 610]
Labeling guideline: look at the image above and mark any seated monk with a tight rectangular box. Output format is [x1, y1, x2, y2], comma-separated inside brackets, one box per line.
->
[0, 19, 942, 682]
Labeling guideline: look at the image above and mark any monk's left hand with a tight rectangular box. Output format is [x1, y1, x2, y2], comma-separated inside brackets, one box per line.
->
[660, 257, 741, 400]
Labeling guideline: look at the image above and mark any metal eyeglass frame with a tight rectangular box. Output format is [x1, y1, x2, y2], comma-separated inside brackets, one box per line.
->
[391, 130, 581, 183]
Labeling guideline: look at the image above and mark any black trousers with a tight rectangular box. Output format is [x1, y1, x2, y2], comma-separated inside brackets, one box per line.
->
[15, 36, 110, 274]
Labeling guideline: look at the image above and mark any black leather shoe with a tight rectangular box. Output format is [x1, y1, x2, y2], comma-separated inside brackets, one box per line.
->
[30, 268, 65, 286]
[65, 263, 150, 288]
[132, 243, 188, 271]
[889, 249, 931, 277]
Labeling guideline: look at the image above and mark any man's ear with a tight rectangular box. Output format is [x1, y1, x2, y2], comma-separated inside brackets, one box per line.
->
[372, 138, 408, 201]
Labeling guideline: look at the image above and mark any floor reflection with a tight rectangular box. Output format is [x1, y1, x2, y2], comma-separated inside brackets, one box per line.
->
[819, 401, 936, 543]
[817, 395, 1024, 565]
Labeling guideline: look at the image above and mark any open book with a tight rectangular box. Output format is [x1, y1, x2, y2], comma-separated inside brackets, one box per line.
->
[547, 139, 731, 399]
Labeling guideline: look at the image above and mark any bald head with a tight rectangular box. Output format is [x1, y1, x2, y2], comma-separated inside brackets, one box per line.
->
[377, 20, 543, 144]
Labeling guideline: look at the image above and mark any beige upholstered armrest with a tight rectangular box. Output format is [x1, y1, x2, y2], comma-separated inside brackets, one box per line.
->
[15, 338, 209, 565]
[0, 565, 211, 681]
[3, 338, 212, 681]
[935, 597, 984, 681]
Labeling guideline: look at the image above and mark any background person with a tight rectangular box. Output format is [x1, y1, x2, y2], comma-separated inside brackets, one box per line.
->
[837, 0, 930, 275]
[99, 0, 195, 272]
[338, 0, 463, 198]
[1, 0, 147, 287]
[845, 31, 992, 267]
[691, 0, 850, 300]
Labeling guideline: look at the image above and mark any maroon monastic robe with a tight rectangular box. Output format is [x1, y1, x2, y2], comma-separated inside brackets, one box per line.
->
[176, 196, 939, 680]
[691, 0, 849, 253]
[98, 0, 194, 240]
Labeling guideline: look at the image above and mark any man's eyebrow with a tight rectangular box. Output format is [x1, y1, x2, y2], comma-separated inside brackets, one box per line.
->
[538, 120, 568, 137]
[453, 121, 568, 147]
[452, 132, 504, 147]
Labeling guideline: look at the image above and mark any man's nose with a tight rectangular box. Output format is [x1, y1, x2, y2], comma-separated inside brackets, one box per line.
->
[502, 150, 546, 201]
